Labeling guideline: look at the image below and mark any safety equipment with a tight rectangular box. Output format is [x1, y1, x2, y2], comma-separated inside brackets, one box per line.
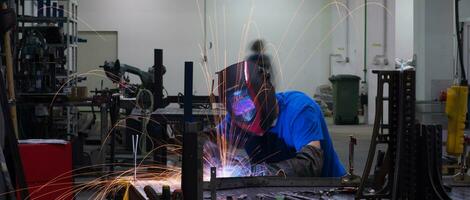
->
[218, 61, 277, 136]
[445, 85, 468, 155]
[267, 145, 324, 177]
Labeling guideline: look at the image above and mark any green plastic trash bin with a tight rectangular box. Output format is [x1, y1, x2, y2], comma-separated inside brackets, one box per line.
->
[329, 74, 360, 125]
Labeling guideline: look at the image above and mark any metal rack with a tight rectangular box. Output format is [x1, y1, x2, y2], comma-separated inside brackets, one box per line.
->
[14, 0, 79, 137]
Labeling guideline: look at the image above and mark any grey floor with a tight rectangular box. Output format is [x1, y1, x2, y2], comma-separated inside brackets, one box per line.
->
[328, 122, 373, 175]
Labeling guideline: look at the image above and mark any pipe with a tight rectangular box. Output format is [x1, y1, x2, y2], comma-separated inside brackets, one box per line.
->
[329, 54, 343, 77]
[2, 3, 18, 137]
[383, 0, 387, 61]
[203, 0, 207, 62]
[345, 0, 350, 62]
[363, 0, 367, 84]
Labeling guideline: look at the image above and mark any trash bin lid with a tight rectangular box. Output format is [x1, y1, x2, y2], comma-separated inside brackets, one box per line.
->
[329, 74, 361, 82]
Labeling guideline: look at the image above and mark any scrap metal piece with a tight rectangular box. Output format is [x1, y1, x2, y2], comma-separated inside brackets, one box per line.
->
[237, 194, 248, 200]
[341, 135, 361, 184]
[453, 136, 470, 183]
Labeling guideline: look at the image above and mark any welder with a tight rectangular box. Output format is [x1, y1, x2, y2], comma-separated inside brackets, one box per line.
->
[217, 61, 346, 177]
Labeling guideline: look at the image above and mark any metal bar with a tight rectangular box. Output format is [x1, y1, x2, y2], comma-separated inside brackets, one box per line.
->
[356, 70, 385, 198]
[109, 94, 120, 173]
[184, 62, 193, 122]
[182, 61, 203, 199]
[210, 167, 216, 200]
[153, 49, 164, 109]
[182, 123, 202, 199]
[0, 67, 29, 199]
[100, 103, 108, 146]
[166, 95, 219, 104]
[202, 176, 356, 190]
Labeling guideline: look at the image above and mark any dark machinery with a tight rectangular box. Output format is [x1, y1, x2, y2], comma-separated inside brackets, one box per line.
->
[355, 69, 451, 199]
[16, 27, 68, 94]
[100, 59, 166, 98]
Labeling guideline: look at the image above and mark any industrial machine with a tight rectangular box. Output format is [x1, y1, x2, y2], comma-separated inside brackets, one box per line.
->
[12, 0, 81, 139]
[100, 59, 166, 98]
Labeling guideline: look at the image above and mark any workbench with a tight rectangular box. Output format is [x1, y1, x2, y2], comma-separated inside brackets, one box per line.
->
[127, 176, 470, 199]
[148, 107, 225, 165]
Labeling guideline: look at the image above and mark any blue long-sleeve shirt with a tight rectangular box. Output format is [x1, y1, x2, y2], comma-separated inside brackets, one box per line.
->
[221, 91, 346, 177]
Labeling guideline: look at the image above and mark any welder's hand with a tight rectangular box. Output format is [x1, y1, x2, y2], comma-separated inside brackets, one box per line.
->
[251, 163, 277, 176]
[267, 145, 324, 177]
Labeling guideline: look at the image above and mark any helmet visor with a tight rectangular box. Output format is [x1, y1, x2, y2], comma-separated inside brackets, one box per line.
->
[229, 88, 256, 122]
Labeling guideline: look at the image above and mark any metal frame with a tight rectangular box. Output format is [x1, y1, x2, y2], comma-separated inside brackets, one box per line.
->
[356, 70, 416, 199]
[204, 176, 358, 191]
[15, 0, 79, 137]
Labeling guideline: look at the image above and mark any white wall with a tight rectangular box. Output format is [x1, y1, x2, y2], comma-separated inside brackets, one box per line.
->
[205, 0, 332, 95]
[414, 0, 455, 101]
[78, 0, 336, 97]
[395, 0, 414, 60]
[460, 0, 470, 22]
[331, 0, 396, 124]
[77, 0, 205, 95]
[77, 0, 412, 125]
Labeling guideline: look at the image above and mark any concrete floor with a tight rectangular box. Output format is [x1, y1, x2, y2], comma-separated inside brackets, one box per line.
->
[328, 123, 374, 175]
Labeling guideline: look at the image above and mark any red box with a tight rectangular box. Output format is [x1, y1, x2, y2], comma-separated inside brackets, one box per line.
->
[19, 142, 73, 200]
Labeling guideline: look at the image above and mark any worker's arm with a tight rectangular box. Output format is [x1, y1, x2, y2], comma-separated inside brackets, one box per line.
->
[267, 106, 326, 177]
[267, 141, 324, 177]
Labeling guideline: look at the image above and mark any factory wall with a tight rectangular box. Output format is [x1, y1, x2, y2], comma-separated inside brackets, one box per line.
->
[78, 0, 336, 97]
[77, 0, 416, 125]
[77, 0, 205, 95]
[331, 0, 396, 124]
[395, 0, 414, 60]
[414, 0, 455, 102]
[204, 0, 332, 94]
[460, 0, 470, 22]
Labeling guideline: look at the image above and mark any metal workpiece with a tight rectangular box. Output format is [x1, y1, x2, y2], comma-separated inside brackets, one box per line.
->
[417, 125, 451, 200]
[453, 136, 470, 183]
[341, 135, 361, 184]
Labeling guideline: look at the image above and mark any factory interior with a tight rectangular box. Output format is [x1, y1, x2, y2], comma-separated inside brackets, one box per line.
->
[1, 0, 470, 199]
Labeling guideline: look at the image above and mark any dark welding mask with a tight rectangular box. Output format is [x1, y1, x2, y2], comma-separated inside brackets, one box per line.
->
[218, 61, 277, 136]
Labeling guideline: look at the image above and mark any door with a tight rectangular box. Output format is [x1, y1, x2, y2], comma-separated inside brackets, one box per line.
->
[77, 31, 118, 92]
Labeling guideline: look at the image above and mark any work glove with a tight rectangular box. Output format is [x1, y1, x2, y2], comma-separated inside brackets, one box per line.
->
[266, 145, 324, 177]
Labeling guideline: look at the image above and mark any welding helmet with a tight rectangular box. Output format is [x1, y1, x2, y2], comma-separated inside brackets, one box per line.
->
[218, 61, 277, 136]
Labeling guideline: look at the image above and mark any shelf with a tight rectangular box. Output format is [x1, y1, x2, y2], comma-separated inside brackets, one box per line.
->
[18, 16, 69, 23]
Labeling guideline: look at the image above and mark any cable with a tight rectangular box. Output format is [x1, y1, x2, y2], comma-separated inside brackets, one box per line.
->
[455, 0, 467, 85]
[136, 89, 154, 111]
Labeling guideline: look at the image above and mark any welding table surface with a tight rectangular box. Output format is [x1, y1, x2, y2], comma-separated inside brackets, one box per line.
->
[202, 176, 470, 199]
[203, 186, 470, 200]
